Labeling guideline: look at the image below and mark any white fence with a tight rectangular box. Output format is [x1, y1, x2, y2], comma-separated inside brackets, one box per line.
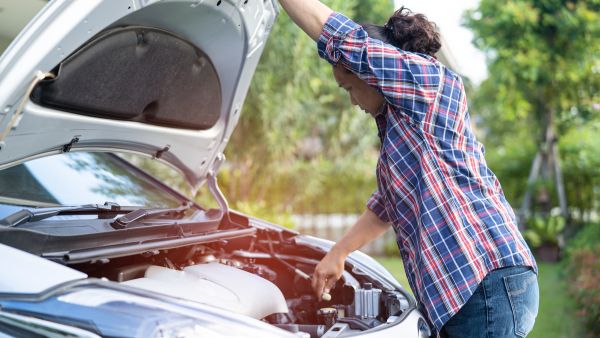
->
[291, 214, 398, 256]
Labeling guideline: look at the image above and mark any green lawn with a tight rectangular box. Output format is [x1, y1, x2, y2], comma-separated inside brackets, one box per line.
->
[374, 256, 413, 296]
[528, 262, 585, 338]
[374, 258, 586, 337]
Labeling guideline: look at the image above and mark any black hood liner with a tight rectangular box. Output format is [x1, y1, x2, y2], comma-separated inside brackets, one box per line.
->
[31, 26, 222, 130]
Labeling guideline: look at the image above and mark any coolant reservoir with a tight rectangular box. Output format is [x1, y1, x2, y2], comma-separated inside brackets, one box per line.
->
[354, 283, 381, 319]
[122, 262, 288, 319]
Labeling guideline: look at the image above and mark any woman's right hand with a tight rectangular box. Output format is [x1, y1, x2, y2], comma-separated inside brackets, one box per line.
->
[312, 245, 348, 298]
[311, 208, 390, 298]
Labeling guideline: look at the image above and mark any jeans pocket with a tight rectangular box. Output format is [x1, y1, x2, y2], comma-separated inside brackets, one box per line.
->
[503, 269, 539, 337]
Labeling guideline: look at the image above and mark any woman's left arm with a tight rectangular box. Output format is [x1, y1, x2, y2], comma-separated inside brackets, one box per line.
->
[278, 0, 333, 41]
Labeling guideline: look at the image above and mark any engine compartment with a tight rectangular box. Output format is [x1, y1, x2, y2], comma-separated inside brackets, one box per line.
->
[68, 225, 413, 338]
[122, 263, 289, 320]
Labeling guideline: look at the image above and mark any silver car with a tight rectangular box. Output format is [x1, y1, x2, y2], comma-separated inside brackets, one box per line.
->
[0, 1, 430, 337]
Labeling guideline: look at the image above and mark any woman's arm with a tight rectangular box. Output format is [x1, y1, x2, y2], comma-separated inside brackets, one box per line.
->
[281, 2, 440, 125]
[312, 208, 391, 297]
[278, 0, 333, 41]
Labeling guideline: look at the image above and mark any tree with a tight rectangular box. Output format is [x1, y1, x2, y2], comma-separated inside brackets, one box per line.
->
[464, 0, 600, 226]
[218, 0, 394, 221]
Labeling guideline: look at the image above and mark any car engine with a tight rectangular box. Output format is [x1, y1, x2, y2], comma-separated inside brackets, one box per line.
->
[122, 262, 289, 320]
[71, 228, 413, 338]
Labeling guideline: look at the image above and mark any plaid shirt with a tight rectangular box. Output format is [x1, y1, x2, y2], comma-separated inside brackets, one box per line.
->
[317, 13, 537, 334]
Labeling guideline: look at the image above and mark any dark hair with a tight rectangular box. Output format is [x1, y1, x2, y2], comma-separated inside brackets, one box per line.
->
[362, 7, 441, 57]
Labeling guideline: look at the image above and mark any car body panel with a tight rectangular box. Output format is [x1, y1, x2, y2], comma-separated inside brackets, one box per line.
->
[0, 282, 297, 338]
[0, 243, 86, 294]
[0, 0, 278, 188]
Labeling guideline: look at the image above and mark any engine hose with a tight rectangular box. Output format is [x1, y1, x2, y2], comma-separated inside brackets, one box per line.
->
[261, 234, 331, 301]
[262, 234, 311, 280]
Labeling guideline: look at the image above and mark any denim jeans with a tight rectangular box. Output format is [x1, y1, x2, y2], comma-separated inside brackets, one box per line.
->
[441, 266, 539, 338]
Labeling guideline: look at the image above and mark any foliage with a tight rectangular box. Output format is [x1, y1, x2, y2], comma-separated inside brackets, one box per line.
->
[221, 0, 394, 219]
[233, 200, 295, 228]
[481, 126, 537, 206]
[464, 0, 600, 127]
[523, 214, 565, 247]
[464, 0, 600, 221]
[565, 223, 600, 257]
[560, 122, 600, 223]
[565, 223, 600, 336]
[567, 245, 600, 335]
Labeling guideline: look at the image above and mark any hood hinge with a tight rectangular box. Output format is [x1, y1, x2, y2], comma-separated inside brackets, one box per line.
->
[207, 153, 230, 221]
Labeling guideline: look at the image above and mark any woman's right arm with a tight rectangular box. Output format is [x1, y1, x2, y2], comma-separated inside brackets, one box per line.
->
[279, 1, 440, 124]
[312, 208, 391, 297]
[278, 0, 332, 41]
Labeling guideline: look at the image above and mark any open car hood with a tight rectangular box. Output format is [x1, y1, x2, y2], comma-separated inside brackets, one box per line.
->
[0, 0, 277, 188]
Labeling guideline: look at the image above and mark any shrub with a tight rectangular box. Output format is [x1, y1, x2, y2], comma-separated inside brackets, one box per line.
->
[566, 223, 600, 256]
[523, 215, 565, 248]
[232, 200, 295, 229]
[567, 245, 600, 335]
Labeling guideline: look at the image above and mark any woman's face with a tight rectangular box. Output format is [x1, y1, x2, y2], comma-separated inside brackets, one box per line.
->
[332, 65, 385, 117]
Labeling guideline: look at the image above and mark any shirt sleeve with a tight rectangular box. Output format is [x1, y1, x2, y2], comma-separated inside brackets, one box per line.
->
[366, 189, 390, 223]
[317, 12, 442, 125]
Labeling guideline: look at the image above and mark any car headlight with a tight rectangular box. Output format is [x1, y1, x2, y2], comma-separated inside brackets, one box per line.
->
[0, 311, 101, 338]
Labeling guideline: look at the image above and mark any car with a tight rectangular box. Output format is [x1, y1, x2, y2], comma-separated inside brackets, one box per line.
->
[0, 0, 431, 337]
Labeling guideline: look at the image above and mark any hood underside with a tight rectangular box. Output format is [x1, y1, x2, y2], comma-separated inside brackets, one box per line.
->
[0, 0, 278, 187]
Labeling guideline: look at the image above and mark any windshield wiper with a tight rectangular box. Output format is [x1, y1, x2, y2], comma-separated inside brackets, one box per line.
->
[0, 202, 133, 227]
[110, 202, 193, 229]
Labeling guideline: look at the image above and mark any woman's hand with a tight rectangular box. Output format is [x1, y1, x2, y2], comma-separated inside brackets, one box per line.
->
[312, 245, 348, 298]
[311, 208, 391, 298]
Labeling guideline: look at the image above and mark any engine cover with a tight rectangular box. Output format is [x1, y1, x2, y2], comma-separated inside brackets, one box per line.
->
[122, 262, 288, 319]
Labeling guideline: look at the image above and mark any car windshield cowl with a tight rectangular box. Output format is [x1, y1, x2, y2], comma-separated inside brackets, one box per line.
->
[0, 202, 149, 227]
[110, 201, 194, 229]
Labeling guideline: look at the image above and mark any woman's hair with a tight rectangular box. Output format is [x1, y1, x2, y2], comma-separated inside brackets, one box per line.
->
[362, 7, 441, 57]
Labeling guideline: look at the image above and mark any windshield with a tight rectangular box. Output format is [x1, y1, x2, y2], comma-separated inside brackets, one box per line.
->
[0, 152, 181, 209]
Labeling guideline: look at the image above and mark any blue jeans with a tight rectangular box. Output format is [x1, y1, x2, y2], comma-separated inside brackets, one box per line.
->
[441, 266, 539, 338]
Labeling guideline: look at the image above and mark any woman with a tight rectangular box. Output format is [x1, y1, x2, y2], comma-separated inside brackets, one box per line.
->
[277, 1, 539, 337]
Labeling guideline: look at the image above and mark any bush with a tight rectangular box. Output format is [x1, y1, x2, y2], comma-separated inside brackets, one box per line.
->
[567, 245, 600, 335]
[523, 215, 565, 248]
[566, 223, 600, 256]
[232, 200, 295, 229]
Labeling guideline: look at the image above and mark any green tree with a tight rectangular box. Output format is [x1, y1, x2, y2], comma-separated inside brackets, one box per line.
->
[220, 0, 394, 222]
[464, 0, 600, 226]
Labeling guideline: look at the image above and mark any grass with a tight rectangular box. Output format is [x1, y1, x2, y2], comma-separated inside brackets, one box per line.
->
[374, 257, 586, 337]
[374, 256, 412, 296]
[528, 262, 585, 338]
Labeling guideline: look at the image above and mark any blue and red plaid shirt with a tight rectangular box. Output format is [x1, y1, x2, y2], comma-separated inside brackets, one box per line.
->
[317, 12, 537, 334]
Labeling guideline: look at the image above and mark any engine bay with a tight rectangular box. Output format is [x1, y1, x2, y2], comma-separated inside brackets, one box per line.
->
[67, 225, 413, 338]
